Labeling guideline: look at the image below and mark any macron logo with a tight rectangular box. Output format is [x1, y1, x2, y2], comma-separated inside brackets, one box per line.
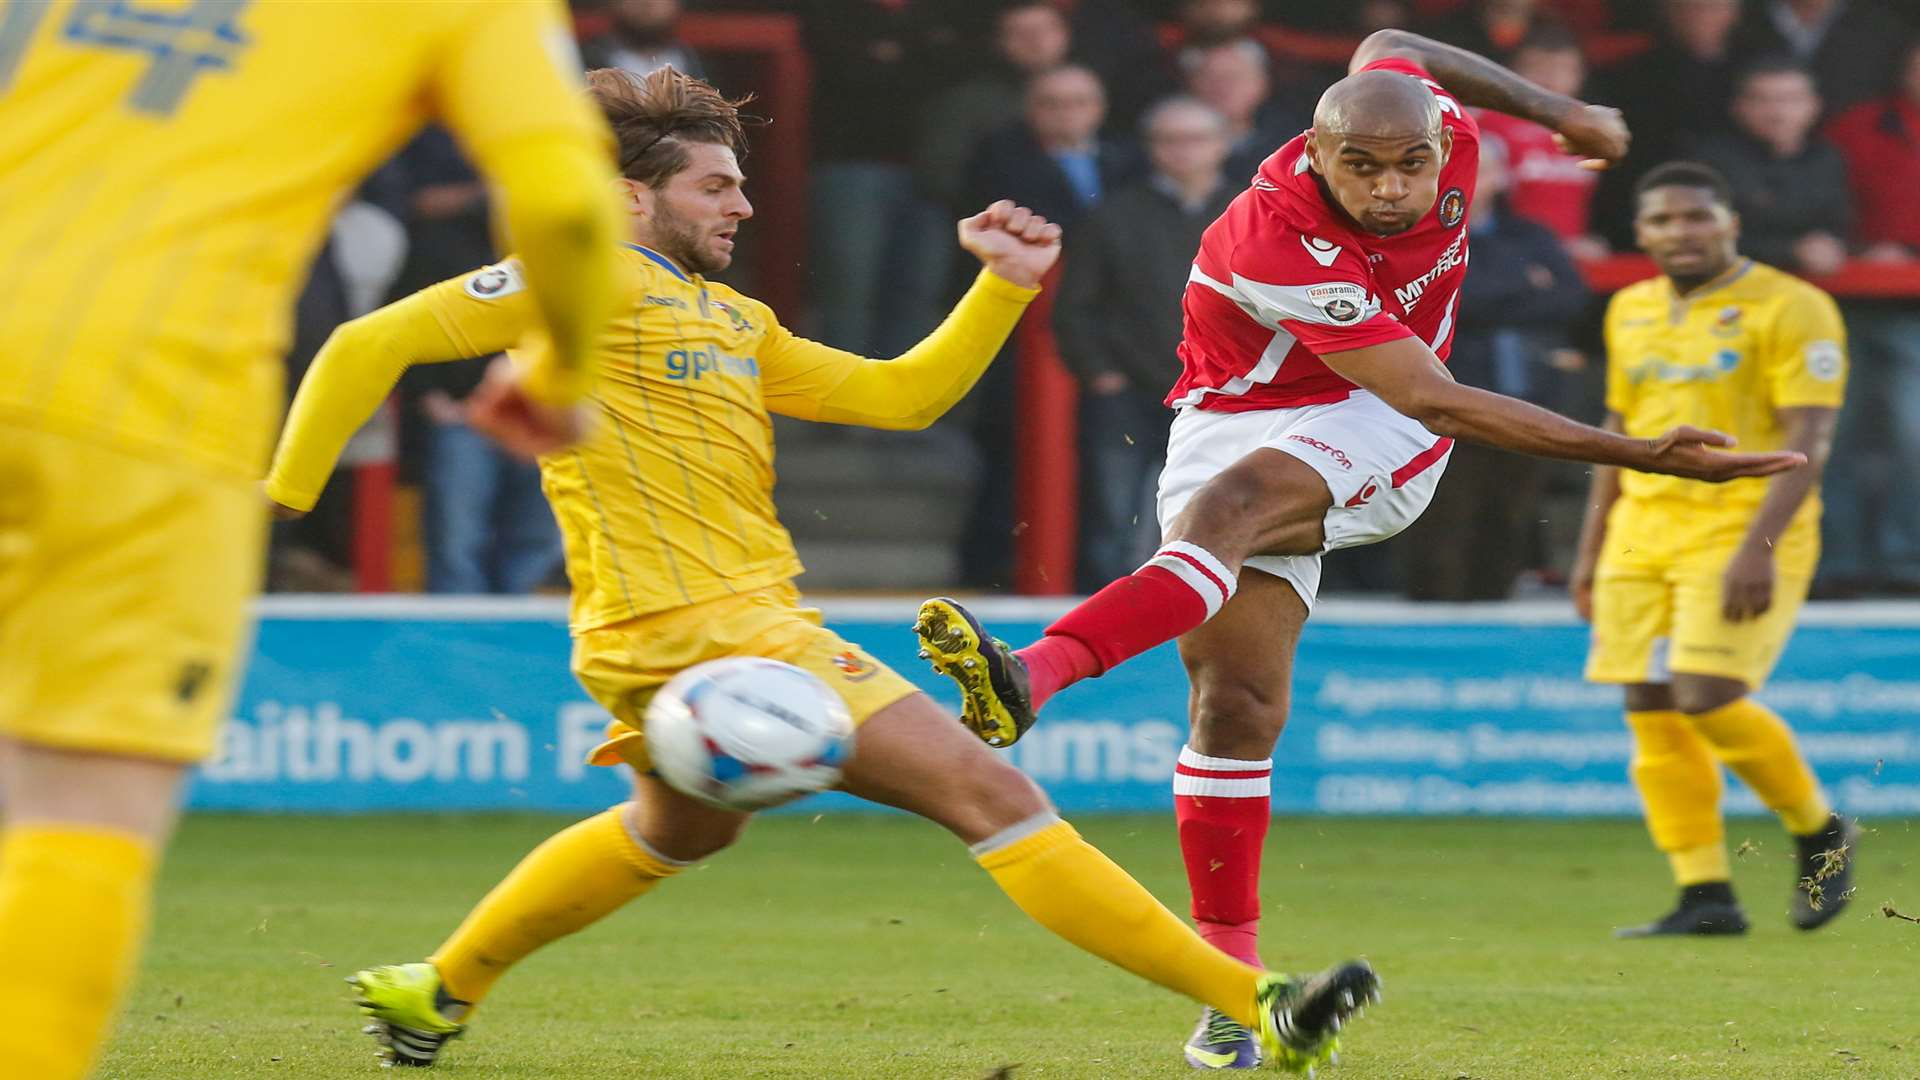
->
[1301, 236, 1342, 267]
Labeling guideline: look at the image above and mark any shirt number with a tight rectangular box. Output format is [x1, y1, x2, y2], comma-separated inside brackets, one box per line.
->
[0, 0, 251, 116]
[1418, 77, 1463, 119]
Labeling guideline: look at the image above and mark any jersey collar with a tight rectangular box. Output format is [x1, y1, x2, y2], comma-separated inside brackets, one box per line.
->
[1667, 257, 1752, 303]
[623, 242, 692, 283]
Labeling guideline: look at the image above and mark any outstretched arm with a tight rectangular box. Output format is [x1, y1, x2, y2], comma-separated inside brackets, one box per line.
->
[762, 201, 1062, 430]
[265, 284, 527, 513]
[1351, 29, 1629, 169]
[1319, 337, 1805, 481]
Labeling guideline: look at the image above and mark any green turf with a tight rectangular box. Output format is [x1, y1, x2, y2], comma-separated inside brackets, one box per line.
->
[102, 814, 1919, 1079]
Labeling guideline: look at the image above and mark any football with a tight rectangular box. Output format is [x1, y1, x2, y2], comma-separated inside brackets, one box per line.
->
[644, 657, 855, 812]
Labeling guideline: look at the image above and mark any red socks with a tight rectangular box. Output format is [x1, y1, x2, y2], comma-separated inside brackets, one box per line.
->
[1019, 542, 1236, 709]
[1174, 746, 1273, 967]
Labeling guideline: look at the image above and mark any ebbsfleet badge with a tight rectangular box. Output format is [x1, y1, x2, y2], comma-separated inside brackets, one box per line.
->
[1438, 186, 1466, 228]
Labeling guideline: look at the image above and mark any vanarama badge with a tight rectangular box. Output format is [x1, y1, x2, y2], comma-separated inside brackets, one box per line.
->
[1437, 187, 1466, 228]
[463, 261, 526, 300]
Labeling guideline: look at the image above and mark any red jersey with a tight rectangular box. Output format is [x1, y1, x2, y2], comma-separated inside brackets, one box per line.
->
[1169, 58, 1480, 412]
[1475, 111, 1596, 241]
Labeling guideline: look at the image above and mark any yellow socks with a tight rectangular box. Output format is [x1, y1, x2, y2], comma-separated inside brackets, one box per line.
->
[1668, 842, 1733, 886]
[1688, 698, 1831, 835]
[1630, 699, 1835, 888]
[430, 806, 682, 1004]
[1627, 709, 1724, 863]
[973, 814, 1264, 1029]
[0, 824, 157, 1080]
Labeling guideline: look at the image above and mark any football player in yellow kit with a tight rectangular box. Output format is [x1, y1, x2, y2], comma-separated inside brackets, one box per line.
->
[0, 3, 622, 1077]
[267, 67, 1379, 1073]
[1573, 162, 1857, 938]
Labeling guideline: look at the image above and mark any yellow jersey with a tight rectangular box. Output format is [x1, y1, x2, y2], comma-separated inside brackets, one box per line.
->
[0, 0, 606, 478]
[266, 245, 1036, 631]
[1604, 259, 1846, 516]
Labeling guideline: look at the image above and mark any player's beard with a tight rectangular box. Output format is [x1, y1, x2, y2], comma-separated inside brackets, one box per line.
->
[651, 201, 731, 277]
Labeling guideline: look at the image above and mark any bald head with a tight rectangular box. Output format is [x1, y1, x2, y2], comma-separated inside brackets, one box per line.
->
[1303, 69, 1452, 236]
[1313, 69, 1442, 140]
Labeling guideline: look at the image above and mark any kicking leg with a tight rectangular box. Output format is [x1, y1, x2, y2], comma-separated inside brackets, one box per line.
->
[841, 691, 1375, 1074]
[353, 774, 748, 1066]
[917, 448, 1329, 746]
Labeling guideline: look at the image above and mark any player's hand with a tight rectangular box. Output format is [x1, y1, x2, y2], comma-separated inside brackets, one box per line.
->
[959, 200, 1063, 289]
[267, 495, 307, 521]
[1553, 104, 1630, 171]
[1641, 425, 1806, 482]
[465, 357, 593, 460]
[1722, 542, 1776, 623]
[1570, 561, 1597, 623]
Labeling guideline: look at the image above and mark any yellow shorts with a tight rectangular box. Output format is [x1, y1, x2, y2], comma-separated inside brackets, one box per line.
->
[0, 421, 266, 762]
[574, 582, 919, 773]
[1585, 501, 1816, 688]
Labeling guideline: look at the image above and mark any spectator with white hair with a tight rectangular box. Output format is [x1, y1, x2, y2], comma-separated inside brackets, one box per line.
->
[1055, 96, 1236, 587]
[1181, 38, 1308, 187]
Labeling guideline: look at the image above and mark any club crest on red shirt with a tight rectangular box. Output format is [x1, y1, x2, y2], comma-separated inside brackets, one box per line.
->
[1438, 187, 1466, 229]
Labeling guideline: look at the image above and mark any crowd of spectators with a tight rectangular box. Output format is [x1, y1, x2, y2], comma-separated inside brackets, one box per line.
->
[279, 0, 1920, 601]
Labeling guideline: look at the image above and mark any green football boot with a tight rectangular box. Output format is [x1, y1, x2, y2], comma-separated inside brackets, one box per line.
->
[348, 962, 469, 1068]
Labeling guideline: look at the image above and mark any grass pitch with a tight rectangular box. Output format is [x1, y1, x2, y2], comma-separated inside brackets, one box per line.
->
[104, 814, 1919, 1079]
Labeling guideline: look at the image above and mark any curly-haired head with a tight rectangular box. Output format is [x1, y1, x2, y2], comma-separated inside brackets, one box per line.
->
[585, 66, 754, 189]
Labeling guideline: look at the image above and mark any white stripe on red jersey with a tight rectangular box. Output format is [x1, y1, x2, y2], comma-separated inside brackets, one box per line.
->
[1167, 57, 1481, 413]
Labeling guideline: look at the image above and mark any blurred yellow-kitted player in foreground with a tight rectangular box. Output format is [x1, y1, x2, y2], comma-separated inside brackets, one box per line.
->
[1573, 161, 1857, 939]
[267, 65, 1379, 1075]
[0, 2, 622, 1076]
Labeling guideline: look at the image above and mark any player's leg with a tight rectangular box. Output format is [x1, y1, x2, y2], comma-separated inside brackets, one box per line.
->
[354, 772, 747, 1066]
[1583, 548, 1748, 937]
[0, 743, 186, 1080]
[0, 424, 262, 1080]
[1160, 571, 1304, 1067]
[1611, 681, 1750, 937]
[1667, 565, 1855, 930]
[916, 413, 1334, 747]
[839, 691, 1376, 1074]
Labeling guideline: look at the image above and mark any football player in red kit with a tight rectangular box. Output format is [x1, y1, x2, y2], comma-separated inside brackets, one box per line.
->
[918, 28, 1808, 1070]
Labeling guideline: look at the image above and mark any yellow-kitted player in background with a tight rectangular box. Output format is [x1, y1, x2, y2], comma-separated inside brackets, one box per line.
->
[0, 2, 621, 1076]
[267, 65, 1379, 1075]
[1573, 161, 1857, 939]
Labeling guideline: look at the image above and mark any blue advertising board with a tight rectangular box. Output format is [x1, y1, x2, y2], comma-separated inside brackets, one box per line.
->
[190, 597, 1920, 816]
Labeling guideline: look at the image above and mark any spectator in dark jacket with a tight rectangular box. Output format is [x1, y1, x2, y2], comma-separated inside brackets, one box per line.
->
[1818, 38, 1920, 593]
[955, 64, 1133, 588]
[578, 0, 704, 81]
[389, 129, 562, 595]
[1596, 0, 1747, 249]
[1395, 136, 1591, 600]
[1694, 57, 1852, 274]
[1055, 96, 1235, 586]
[917, 2, 1072, 211]
[1734, 0, 1916, 115]
[961, 65, 1134, 234]
[804, 1, 965, 357]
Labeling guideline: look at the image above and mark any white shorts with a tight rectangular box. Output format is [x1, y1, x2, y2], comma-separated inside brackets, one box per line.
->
[1155, 391, 1453, 608]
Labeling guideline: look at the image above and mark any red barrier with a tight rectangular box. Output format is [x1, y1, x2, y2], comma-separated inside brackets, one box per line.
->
[1579, 254, 1920, 298]
[352, 460, 395, 593]
[1013, 265, 1079, 595]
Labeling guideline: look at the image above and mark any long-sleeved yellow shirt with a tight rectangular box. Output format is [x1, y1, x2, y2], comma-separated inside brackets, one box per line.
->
[0, 0, 617, 479]
[267, 244, 1036, 630]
